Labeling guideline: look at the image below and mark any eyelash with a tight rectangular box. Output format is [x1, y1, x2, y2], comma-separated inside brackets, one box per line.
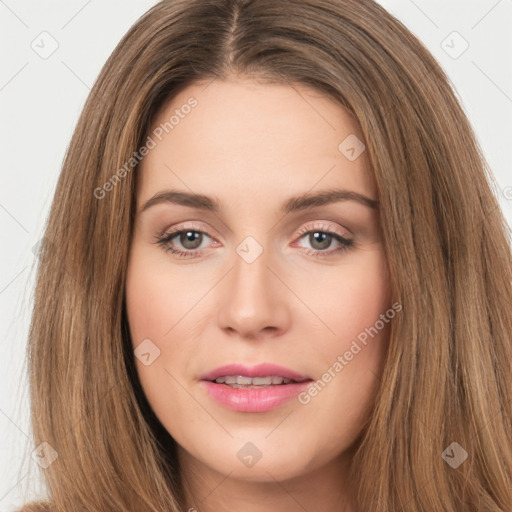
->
[153, 222, 355, 259]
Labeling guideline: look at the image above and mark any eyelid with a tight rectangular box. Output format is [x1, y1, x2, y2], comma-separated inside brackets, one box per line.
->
[295, 220, 352, 239]
[160, 221, 217, 239]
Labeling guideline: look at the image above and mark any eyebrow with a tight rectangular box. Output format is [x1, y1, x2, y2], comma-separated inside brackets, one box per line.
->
[139, 188, 378, 215]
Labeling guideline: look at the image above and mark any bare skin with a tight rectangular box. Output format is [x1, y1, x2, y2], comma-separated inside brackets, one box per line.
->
[125, 76, 392, 512]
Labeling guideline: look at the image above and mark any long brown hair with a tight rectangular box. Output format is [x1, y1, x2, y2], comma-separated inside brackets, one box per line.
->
[20, 0, 512, 510]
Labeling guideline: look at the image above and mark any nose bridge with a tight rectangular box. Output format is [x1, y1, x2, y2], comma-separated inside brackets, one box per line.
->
[230, 234, 274, 308]
[216, 234, 289, 337]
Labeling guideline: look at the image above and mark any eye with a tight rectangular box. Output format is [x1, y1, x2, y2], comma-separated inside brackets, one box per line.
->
[154, 224, 214, 259]
[153, 221, 355, 259]
[293, 222, 354, 258]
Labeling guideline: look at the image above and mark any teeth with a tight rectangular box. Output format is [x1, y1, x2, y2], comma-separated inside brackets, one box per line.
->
[213, 375, 295, 386]
[252, 377, 272, 385]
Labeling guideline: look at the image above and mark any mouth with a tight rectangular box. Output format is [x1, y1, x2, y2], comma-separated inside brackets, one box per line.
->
[207, 375, 306, 388]
[199, 363, 313, 412]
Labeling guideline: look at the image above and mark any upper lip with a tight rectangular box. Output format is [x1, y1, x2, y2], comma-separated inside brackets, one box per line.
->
[200, 363, 311, 382]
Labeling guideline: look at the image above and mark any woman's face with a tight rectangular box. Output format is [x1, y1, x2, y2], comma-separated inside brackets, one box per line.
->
[125, 76, 391, 485]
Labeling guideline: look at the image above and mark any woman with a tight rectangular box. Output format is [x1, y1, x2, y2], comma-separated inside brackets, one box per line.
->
[20, 0, 512, 510]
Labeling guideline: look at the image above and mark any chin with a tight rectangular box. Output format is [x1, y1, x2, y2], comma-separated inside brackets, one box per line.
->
[180, 434, 321, 482]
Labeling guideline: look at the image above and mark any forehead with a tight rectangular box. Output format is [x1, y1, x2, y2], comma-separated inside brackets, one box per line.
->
[136, 77, 376, 208]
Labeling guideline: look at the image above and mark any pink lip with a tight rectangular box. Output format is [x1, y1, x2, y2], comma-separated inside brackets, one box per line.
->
[199, 363, 312, 413]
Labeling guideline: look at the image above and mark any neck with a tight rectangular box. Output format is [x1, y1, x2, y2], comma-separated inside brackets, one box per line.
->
[178, 446, 358, 512]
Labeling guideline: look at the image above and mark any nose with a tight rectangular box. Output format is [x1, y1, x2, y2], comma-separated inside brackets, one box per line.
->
[216, 246, 291, 340]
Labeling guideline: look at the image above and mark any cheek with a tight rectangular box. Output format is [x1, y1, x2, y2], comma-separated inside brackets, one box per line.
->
[124, 249, 177, 408]
[294, 250, 392, 438]
[125, 267, 169, 344]
[298, 248, 390, 350]
[125, 253, 195, 426]
[125, 245, 193, 345]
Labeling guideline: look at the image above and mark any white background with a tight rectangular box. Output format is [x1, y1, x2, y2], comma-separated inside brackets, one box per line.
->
[1, 0, 511, 509]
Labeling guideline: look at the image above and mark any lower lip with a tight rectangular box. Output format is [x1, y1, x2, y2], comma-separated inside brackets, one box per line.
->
[201, 380, 312, 412]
